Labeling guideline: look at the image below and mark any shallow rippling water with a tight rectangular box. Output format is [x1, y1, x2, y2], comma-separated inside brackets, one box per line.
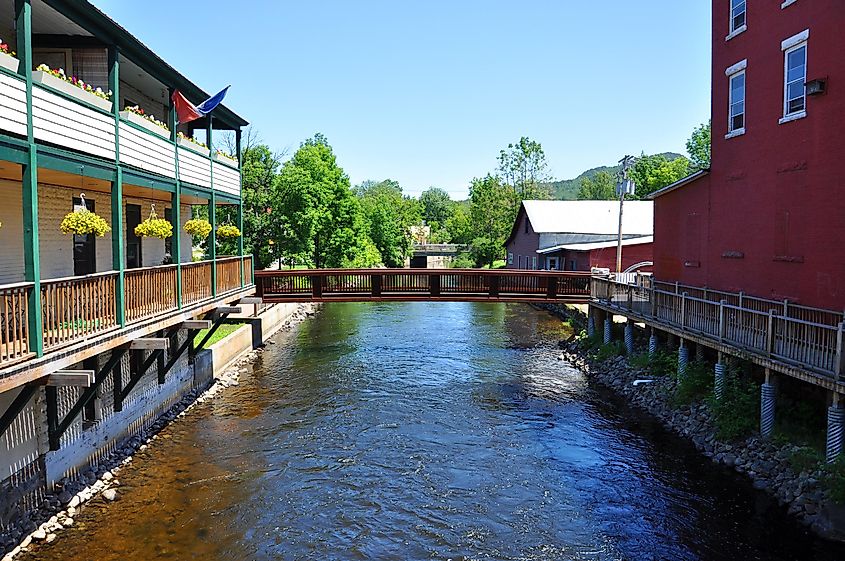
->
[23, 303, 845, 560]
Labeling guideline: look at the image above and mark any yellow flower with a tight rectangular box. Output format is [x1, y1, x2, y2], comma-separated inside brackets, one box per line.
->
[60, 210, 111, 237]
[217, 224, 241, 239]
[184, 218, 212, 238]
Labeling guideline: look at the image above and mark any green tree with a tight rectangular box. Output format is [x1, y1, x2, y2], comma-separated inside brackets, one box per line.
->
[628, 153, 691, 199]
[357, 179, 422, 267]
[275, 134, 380, 268]
[234, 144, 282, 268]
[577, 170, 617, 200]
[686, 120, 712, 171]
[498, 136, 552, 199]
[444, 201, 473, 245]
[419, 187, 454, 240]
[468, 175, 516, 268]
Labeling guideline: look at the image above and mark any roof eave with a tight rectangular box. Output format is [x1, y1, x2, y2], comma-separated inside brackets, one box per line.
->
[645, 169, 709, 200]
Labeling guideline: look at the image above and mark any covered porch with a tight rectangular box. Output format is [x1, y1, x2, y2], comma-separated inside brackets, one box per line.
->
[0, 159, 251, 374]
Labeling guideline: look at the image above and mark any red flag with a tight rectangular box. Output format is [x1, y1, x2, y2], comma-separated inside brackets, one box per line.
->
[171, 90, 203, 124]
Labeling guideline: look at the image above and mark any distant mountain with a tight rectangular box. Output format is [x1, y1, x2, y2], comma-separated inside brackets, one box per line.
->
[547, 152, 684, 200]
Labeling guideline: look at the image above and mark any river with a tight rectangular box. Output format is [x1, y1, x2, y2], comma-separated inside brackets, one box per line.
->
[22, 302, 845, 560]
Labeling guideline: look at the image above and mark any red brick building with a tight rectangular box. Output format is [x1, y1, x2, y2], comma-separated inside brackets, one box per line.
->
[504, 200, 653, 271]
[650, 0, 845, 311]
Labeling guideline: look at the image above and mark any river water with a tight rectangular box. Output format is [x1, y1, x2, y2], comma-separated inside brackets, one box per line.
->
[23, 302, 845, 561]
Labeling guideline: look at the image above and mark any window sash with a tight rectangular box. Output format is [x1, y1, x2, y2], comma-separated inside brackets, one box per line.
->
[783, 44, 807, 116]
[728, 71, 745, 132]
[730, 0, 746, 31]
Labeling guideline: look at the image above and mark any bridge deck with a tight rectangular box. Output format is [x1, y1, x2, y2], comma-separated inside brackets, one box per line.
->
[255, 268, 591, 304]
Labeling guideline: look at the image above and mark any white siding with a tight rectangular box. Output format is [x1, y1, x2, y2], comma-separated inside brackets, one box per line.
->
[0, 72, 27, 138]
[32, 85, 116, 160]
[177, 146, 211, 188]
[212, 160, 240, 196]
[119, 121, 177, 179]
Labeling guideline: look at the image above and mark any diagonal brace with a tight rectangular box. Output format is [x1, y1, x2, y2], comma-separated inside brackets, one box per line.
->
[0, 383, 38, 439]
[49, 347, 128, 450]
[194, 312, 230, 354]
[117, 347, 164, 406]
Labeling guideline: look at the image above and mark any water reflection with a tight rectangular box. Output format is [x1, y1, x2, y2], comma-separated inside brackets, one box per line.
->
[22, 302, 845, 561]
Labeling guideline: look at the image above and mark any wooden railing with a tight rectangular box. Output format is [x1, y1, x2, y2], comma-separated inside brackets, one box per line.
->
[0, 255, 251, 370]
[0, 283, 33, 366]
[243, 256, 254, 285]
[592, 276, 845, 380]
[255, 269, 592, 303]
[125, 265, 178, 323]
[41, 272, 118, 351]
[216, 256, 242, 294]
[181, 261, 213, 306]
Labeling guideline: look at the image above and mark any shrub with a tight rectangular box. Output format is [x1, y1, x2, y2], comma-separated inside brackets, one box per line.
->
[823, 456, 845, 504]
[671, 361, 713, 406]
[60, 209, 111, 237]
[595, 340, 625, 362]
[788, 446, 824, 473]
[708, 374, 759, 441]
[184, 218, 212, 239]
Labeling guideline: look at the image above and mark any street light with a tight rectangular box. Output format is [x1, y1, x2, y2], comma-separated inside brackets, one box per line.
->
[616, 155, 637, 274]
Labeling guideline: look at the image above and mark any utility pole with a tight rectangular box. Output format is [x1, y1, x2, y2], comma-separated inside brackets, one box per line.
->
[616, 155, 636, 274]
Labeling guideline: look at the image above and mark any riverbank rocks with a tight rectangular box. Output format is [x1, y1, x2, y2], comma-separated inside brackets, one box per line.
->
[0, 302, 318, 559]
[559, 334, 842, 542]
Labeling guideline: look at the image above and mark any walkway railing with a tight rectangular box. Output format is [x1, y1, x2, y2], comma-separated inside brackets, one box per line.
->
[41, 272, 117, 352]
[125, 265, 179, 323]
[592, 276, 845, 379]
[256, 269, 592, 303]
[0, 283, 33, 365]
[0, 256, 255, 368]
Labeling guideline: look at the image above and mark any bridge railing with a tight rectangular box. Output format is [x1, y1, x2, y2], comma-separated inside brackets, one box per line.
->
[592, 276, 845, 380]
[255, 268, 592, 303]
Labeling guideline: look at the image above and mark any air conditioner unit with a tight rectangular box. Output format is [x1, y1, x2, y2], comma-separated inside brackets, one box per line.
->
[806, 78, 826, 96]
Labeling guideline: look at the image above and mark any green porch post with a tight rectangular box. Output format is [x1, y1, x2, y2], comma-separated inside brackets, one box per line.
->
[236, 128, 245, 286]
[207, 117, 216, 296]
[169, 91, 182, 307]
[109, 46, 125, 326]
[16, 0, 42, 356]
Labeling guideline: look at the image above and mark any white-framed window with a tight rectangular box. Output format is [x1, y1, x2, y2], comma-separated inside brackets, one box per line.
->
[728, 0, 746, 37]
[783, 41, 807, 118]
[507, 252, 513, 265]
[728, 69, 746, 135]
[532, 256, 537, 270]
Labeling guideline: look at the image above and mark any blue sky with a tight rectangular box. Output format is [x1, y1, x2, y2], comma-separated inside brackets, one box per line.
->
[93, 1, 712, 198]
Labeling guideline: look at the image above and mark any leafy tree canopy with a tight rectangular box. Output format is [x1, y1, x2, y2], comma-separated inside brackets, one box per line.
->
[577, 170, 617, 200]
[686, 120, 711, 171]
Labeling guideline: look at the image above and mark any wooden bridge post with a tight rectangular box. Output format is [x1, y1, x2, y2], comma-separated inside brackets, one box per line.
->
[680, 292, 687, 329]
[836, 321, 844, 380]
[311, 275, 322, 299]
[371, 274, 382, 297]
[718, 300, 727, 342]
[546, 276, 557, 299]
[489, 275, 500, 297]
[429, 273, 441, 297]
[766, 310, 775, 357]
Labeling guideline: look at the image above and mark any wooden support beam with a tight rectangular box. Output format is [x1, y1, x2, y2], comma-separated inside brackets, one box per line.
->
[0, 384, 38, 439]
[180, 320, 212, 330]
[49, 348, 127, 451]
[214, 306, 242, 316]
[44, 370, 94, 387]
[238, 297, 262, 305]
[129, 338, 169, 350]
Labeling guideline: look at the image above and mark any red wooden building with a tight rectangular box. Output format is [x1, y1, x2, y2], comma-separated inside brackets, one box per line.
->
[504, 200, 653, 272]
[650, 0, 845, 311]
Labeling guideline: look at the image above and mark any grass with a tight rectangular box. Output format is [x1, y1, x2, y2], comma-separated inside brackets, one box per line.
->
[481, 260, 507, 269]
[193, 322, 244, 347]
[823, 456, 845, 504]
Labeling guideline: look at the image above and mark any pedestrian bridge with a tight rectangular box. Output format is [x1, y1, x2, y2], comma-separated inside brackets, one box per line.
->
[255, 269, 591, 304]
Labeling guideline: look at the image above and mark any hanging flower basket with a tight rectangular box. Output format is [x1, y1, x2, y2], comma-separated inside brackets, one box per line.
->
[60, 209, 111, 237]
[216, 224, 241, 239]
[134, 206, 173, 239]
[184, 218, 212, 238]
